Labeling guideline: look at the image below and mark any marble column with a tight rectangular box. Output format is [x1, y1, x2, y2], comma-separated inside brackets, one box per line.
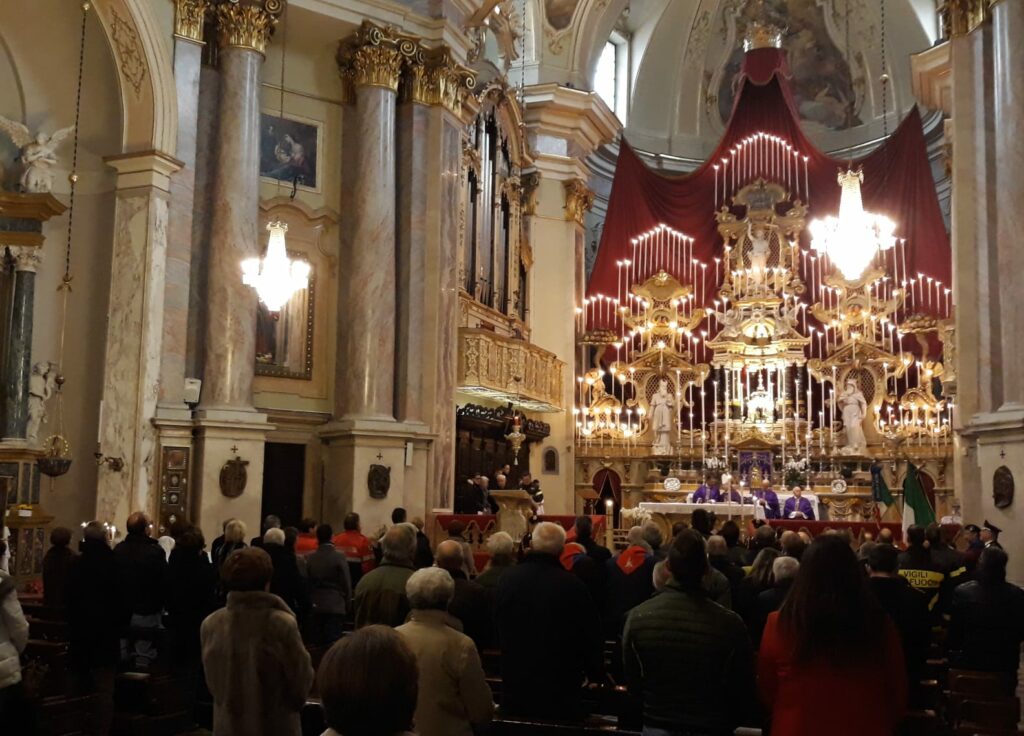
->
[199, 0, 280, 412]
[335, 28, 403, 421]
[2, 248, 41, 439]
[992, 0, 1024, 410]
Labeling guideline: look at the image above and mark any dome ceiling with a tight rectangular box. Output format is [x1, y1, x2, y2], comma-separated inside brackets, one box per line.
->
[624, 0, 936, 157]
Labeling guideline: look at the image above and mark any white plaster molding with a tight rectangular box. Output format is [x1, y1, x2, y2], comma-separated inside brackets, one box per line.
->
[104, 150, 185, 192]
[910, 40, 952, 114]
[523, 82, 620, 177]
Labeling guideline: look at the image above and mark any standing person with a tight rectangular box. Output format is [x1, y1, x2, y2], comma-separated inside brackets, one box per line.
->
[603, 534, 655, 639]
[306, 524, 353, 647]
[759, 535, 907, 735]
[113, 511, 167, 669]
[214, 519, 248, 570]
[332, 512, 376, 587]
[897, 524, 945, 613]
[981, 520, 1003, 549]
[165, 527, 218, 670]
[410, 517, 434, 569]
[750, 478, 782, 519]
[354, 524, 417, 628]
[201, 548, 314, 736]
[475, 532, 516, 590]
[866, 542, 929, 701]
[749, 556, 799, 646]
[623, 529, 754, 735]
[42, 526, 75, 610]
[316, 626, 418, 736]
[708, 535, 745, 591]
[719, 520, 748, 566]
[734, 547, 780, 629]
[962, 523, 984, 571]
[574, 516, 612, 564]
[293, 518, 319, 555]
[434, 540, 491, 649]
[947, 547, 1024, 682]
[445, 520, 478, 578]
[495, 522, 602, 721]
[263, 528, 310, 624]
[250, 514, 281, 549]
[396, 569, 494, 736]
[0, 563, 29, 725]
[67, 521, 126, 735]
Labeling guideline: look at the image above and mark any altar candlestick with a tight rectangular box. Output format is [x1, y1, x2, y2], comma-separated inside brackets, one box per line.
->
[714, 165, 719, 209]
[803, 156, 810, 204]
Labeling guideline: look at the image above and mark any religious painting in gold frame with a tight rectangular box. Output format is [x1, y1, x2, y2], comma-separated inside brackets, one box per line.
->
[255, 262, 315, 380]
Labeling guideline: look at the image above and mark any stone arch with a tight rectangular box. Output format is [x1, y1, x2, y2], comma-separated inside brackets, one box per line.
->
[570, 0, 629, 90]
[91, 0, 177, 155]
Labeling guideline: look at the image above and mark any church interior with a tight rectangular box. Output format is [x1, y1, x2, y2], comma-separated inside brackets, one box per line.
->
[0, 0, 1022, 733]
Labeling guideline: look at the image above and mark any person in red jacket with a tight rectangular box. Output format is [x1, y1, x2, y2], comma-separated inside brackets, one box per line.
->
[758, 534, 907, 735]
[293, 518, 319, 555]
[333, 513, 377, 587]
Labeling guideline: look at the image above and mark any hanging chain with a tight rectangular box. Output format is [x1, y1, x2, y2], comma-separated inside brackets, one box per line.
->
[845, 0, 854, 165]
[880, 0, 889, 139]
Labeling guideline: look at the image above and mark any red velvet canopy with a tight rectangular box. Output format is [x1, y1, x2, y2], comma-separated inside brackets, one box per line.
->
[589, 48, 950, 313]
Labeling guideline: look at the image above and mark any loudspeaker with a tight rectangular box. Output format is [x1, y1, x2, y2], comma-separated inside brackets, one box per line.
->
[184, 378, 202, 405]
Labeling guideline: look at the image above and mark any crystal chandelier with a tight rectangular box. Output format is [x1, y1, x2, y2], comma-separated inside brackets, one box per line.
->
[242, 221, 310, 312]
[809, 168, 896, 282]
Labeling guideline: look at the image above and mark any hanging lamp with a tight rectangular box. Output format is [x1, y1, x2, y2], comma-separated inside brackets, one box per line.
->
[808, 0, 897, 282]
[240, 3, 309, 311]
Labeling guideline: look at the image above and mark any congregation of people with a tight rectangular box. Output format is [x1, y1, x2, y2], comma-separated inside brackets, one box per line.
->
[0, 503, 1021, 736]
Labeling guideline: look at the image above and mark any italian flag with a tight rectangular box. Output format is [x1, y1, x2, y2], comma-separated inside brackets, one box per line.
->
[902, 461, 935, 532]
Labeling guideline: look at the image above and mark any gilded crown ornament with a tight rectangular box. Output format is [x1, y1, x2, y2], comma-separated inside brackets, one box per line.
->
[215, 0, 283, 55]
[743, 21, 786, 50]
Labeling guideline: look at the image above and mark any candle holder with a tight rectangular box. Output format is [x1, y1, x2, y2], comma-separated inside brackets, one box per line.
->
[94, 443, 125, 472]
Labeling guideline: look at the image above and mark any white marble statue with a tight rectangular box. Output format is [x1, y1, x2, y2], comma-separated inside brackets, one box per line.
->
[0, 116, 75, 193]
[649, 378, 675, 455]
[747, 222, 772, 285]
[26, 361, 57, 445]
[839, 378, 868, 454]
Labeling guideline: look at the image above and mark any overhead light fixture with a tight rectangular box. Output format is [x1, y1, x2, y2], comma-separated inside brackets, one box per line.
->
[809, 168, 896, 282]
[242, 221, 310, 312]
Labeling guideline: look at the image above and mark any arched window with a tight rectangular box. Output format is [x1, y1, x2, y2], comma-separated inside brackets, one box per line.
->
[594, 33, 629, 124]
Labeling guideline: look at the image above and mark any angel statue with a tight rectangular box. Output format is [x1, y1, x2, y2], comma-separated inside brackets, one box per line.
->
[27, 361, 58, 445]
[746, 221, 773, 286]
[649, 378, 676, 455]
[0, 116, 75, 193]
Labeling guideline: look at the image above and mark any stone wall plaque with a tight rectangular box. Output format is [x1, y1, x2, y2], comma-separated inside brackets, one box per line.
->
[220, 455, 249, 499]
[993, 465, 1014, 509]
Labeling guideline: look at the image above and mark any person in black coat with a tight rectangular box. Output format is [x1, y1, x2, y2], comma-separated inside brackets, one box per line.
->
[165, 526, 218, 670]
[113, 512, 167, 668]
[865, 542, 930, 701]
[411, 517, 434, 570]
[42, 526, 75, 611]
[749, 555, 799, 646]
[435, 540, 491, 649]
[604, 542, 655, 638]
[67, 522, 127, 735]
[495, 522, 603, 721]
[264, 528, 311, 625]
[574, 516, 612, 564]
[948, 547, 1024, 680]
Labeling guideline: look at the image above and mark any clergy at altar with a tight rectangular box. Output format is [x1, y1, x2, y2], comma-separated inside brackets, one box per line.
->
[749, 479, 781, 519]
[782, 486, 815, 520]
[692, 474, 742, 504]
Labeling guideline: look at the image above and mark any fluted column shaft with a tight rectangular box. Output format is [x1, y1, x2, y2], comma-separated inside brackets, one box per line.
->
[3, 248, 40, 439]
[336, 35, 403, 420]
[992, 0, 1024, 409]
[200, 2, 278, 410]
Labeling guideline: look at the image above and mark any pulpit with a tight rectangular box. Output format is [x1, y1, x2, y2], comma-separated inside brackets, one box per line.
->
[488, 490, 535, 542]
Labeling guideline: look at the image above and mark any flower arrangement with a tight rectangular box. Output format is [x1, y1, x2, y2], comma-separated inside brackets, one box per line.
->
[783, 457, 809, 488]
[703, 456, 728, 472]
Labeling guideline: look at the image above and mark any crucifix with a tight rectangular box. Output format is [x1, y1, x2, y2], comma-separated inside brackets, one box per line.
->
[376, 452, 384, 461]
[230, 445, 238, 455]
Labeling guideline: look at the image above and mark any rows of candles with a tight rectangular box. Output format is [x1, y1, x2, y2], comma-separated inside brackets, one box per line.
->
[575, 129, 953, 459]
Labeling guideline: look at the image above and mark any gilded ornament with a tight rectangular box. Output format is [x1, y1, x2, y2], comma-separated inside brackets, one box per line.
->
[337, 22, 419, 94]
[215, 1, 281, 55]
[563, 179, 595, 226]
[174, 0, 209, 42]
[402, 49, 476, 115]
[110, 8, 147, 95]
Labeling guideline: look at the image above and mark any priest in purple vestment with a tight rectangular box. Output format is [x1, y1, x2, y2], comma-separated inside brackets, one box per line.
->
[750, 479, 781, 519]
[782, 486, 815, 520]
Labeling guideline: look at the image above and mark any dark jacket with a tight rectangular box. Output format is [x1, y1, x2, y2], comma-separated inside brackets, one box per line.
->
[709, 554, 745, 591]
[495, 552, 603, 720]
[749, 579, 794, 647]
[354, 562, 415, 628]
[67, 539, 127, 669]
[42, 545, 76, 610]
[604, 546, 655, 638]
[948, 580, 1024, 674]
[580, 536, 612, 565]
[165, 547, 218, 664]
[113, 533, 167, 616]
[414, 531, 434, 569]
[447, 569, 491, 649]
[266, 544, 310, 620]
[897, 546, 945, 614]
[868, 575, 930, 684]
[305, 543, 353, 616]
[623, 581, 754, 733]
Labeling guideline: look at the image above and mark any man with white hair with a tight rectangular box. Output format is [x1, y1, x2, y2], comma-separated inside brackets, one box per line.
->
[495, 521, 602, 720]
[475, 532, 516, 590]
[396, 568, 494, 736]
[750, 556, 800, 645]
[354, 523, 417, 628]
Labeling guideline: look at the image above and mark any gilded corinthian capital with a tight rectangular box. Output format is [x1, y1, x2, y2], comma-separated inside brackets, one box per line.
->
[564, 179, 594, 226]
[337, 22, 418, 96]
[174, 0, 209, 42]
[214, 0, 283, 55]
[402, 47, 477, 116]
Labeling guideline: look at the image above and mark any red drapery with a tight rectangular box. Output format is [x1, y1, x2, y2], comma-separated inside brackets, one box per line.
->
[590, 48, 950, 316]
